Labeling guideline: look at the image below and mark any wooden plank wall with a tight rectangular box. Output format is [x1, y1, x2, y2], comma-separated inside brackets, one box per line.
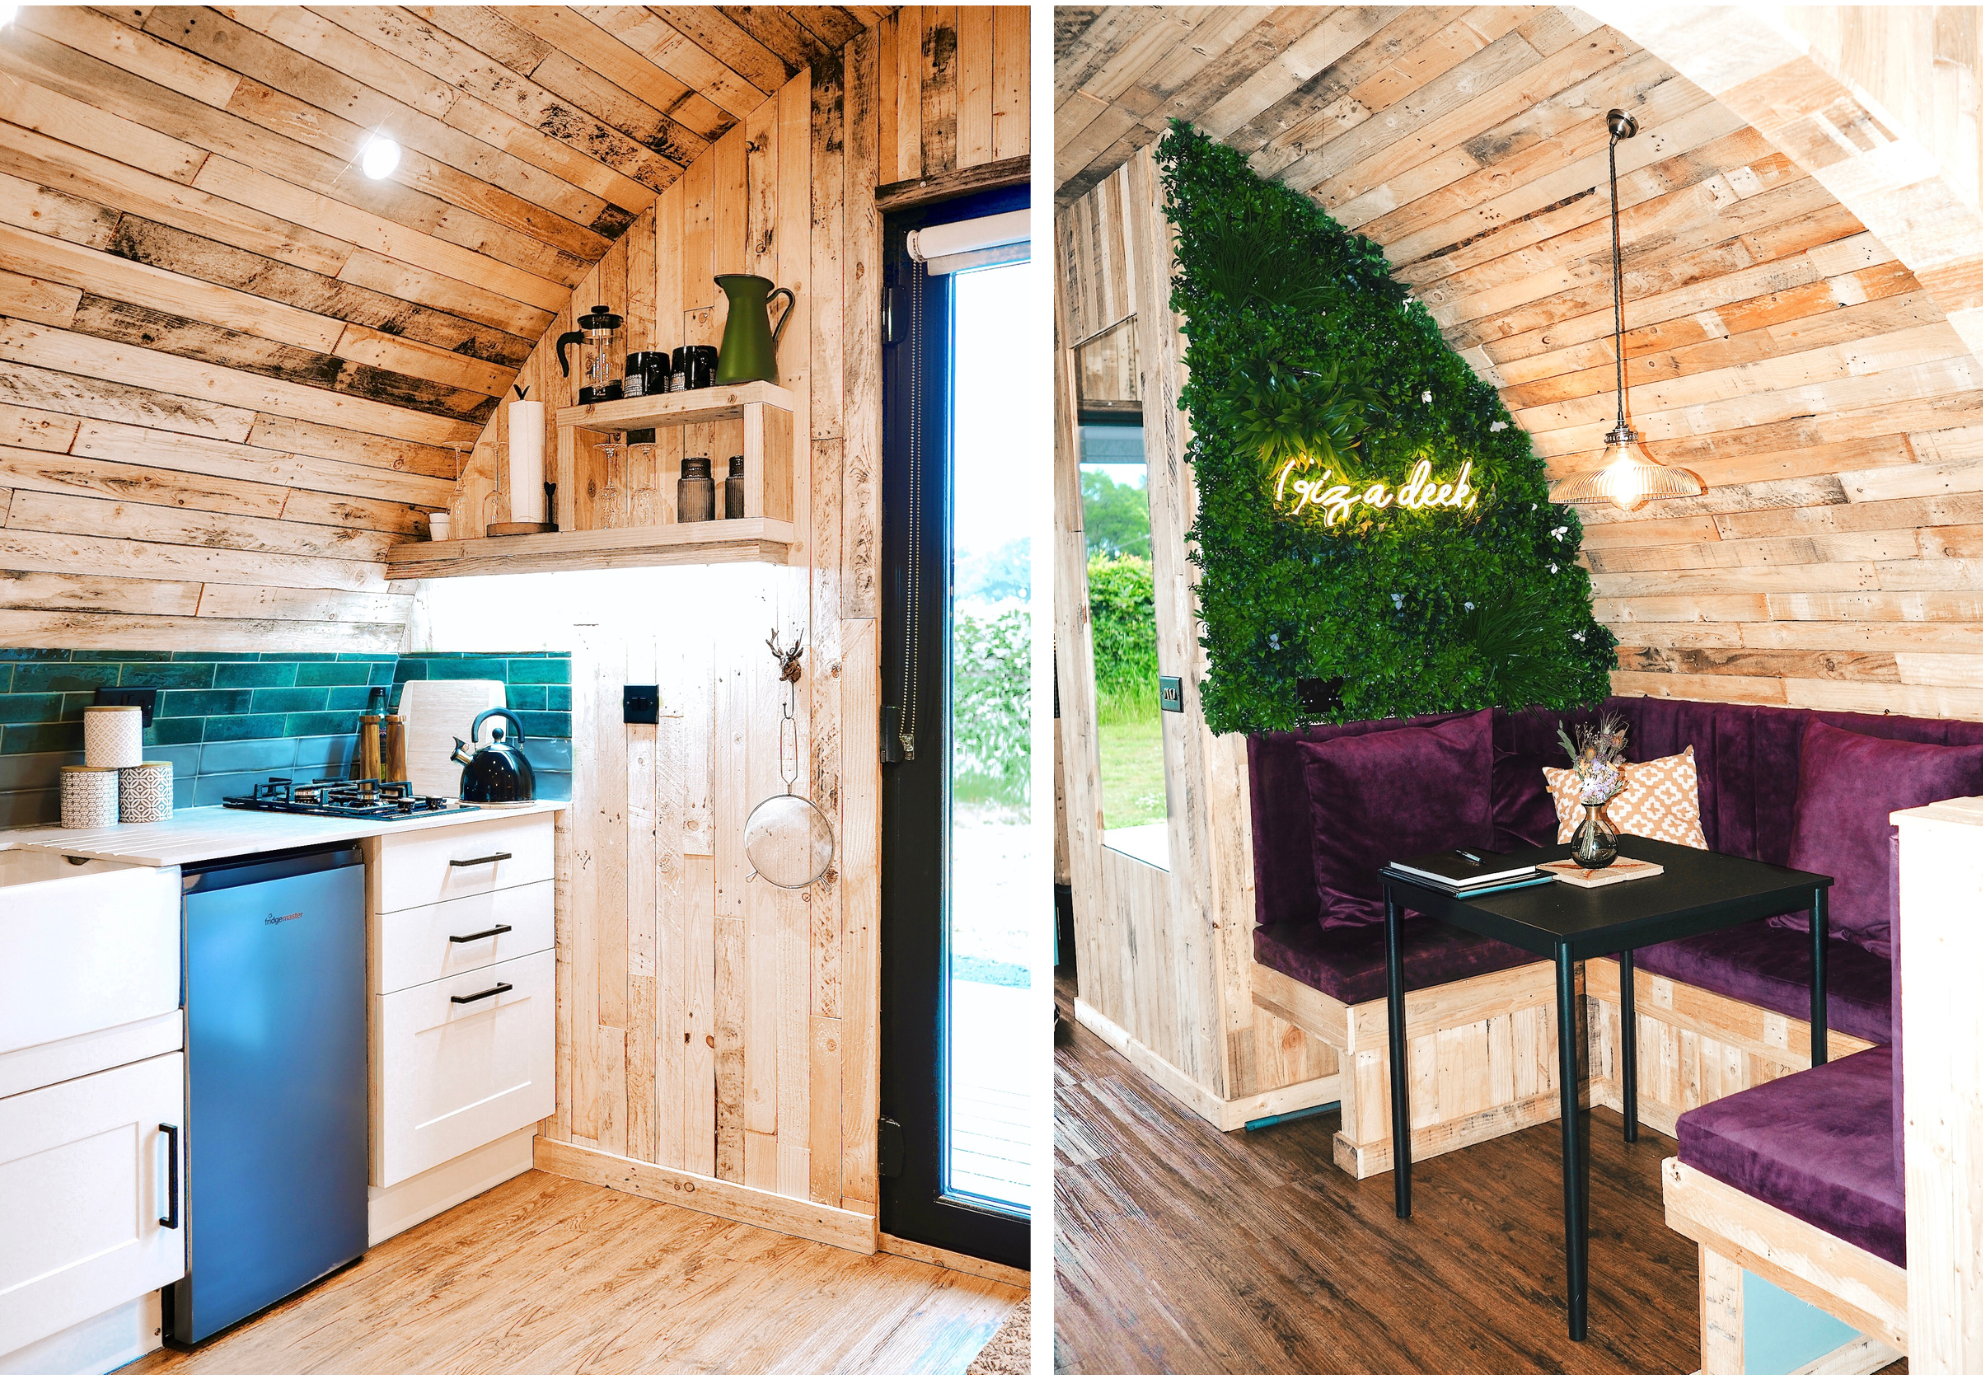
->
[480, 7, 1030, 1237]
[1055, 159, 1334, 1126]
[0, 5, 885, 650]
[1054, 4, 1983, 726]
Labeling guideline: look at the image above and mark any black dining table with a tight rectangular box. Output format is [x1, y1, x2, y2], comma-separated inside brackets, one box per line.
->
[1380, 835, 1834, 1341]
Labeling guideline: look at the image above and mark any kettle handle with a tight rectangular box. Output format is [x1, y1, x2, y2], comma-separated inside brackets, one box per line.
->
[471, 708, 527, 743]
[555, 330, 583, 378]
[768, 288, 795, 350]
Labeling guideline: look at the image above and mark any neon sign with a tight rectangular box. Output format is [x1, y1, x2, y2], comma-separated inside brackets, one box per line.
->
[1273, 457, 1479, 526]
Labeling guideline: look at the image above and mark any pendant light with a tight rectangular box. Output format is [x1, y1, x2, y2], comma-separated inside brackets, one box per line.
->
[1549, 110, 1704, 513]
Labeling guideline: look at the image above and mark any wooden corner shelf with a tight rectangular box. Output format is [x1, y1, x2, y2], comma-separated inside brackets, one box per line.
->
[385, 518, 796, 580]
[555, 379, 794, 433]
[392, 381, 798, 581]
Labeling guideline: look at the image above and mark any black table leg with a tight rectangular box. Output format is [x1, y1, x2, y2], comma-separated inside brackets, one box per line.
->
[1386, 882, 1411, 1219]
[1619, 949, 1637, 1143]
[1556, 946, 1588, 1341]
[1811, 885, 1829, 1067]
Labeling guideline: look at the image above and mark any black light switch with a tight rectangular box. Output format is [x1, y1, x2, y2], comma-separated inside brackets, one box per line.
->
[95, 686, 159, 726]
[1158, 675, 1184, 713]
[623, 685, 659, 724]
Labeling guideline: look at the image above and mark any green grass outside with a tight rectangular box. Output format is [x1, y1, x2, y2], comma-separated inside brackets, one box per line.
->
[1097, 705, 1167, 828]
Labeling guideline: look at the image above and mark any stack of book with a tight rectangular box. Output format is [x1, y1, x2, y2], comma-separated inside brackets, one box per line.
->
[1384, 849, 1552, 897]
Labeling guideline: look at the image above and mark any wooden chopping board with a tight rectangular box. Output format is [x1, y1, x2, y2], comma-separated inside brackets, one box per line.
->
[398, 679, 505, 798]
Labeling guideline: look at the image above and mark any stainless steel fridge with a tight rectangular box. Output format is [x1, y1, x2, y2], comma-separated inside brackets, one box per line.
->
[167, 842, 368, 1345]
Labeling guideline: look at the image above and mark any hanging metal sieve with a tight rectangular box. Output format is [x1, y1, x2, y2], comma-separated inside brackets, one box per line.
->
[744, 630, 836, 889]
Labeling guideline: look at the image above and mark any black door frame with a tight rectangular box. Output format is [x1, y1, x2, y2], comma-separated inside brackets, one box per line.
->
[878, 180, 1031, 1269]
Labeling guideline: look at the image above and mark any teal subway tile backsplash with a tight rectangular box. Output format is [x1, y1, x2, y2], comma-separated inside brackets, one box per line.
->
[0, 649, 573, 825]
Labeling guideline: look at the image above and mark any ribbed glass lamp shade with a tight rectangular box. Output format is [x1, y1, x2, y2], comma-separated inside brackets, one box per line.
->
[1549, 427, 1705, 513]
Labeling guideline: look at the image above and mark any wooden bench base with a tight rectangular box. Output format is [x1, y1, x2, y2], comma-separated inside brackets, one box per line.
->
[1586, 959, 1877, 1139]
[1252, 958, 1573, 1177]
[1664, 1158, 1905, 1374]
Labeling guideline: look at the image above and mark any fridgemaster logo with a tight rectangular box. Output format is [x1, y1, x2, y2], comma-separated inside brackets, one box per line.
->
[263, 912, 304, 925]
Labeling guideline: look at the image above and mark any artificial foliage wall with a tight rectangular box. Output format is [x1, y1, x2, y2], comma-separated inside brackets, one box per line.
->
[1157, 123, 1617, 735]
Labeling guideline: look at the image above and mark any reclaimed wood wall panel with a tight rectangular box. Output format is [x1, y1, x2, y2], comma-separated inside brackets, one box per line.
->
[482, 7, 1024, 1241]
[1057, 5, 1983, 726]
[0, 5, 887, 649]
[1055, 158, 1336, 1129]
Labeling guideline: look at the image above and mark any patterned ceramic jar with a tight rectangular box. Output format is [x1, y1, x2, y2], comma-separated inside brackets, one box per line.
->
[120, 761, 173, 823]
[61, 765, 119, 829]
[83, 705, 144, 769]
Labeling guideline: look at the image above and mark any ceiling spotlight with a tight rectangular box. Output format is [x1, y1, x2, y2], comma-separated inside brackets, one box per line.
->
[359, 134, 400, 180]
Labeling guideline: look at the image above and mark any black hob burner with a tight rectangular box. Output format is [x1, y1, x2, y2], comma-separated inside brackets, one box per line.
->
[223, 777, 477, 821]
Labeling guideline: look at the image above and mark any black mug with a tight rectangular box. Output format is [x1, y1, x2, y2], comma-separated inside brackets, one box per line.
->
[623, 351, 670, 398]
[671, 345, 717, 391]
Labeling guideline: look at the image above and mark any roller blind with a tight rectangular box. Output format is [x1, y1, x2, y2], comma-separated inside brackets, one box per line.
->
[905, 208, 1029, 275]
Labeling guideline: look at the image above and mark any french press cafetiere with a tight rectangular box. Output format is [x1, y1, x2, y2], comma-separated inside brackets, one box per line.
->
[556, 305, 625, 405]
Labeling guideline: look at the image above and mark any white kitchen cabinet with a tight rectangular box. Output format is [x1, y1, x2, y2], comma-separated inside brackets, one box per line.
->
[373, 879, 554, 997]
[0, 859, 180, 1058]
[367, 812, 557, 1214]
[373, 811, 554, 914]
[0, 1053, 186, 1360]
[373, 949, 554, 1188]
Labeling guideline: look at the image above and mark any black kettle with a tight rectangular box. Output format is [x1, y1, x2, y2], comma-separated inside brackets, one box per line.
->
[452, 709, 535, 804]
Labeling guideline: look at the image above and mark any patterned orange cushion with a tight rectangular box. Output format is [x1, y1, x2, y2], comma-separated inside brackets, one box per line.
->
[1544, 746, 1708, 849]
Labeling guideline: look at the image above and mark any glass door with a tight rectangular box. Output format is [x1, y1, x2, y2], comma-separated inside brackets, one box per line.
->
[879, 184, 1032, 1268]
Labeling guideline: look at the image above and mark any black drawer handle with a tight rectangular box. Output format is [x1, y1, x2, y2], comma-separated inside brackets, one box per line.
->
[449, 923, 513, 944]
[159, 1123, 180, 1229]
[451, 982, 512, 1005]
[450, 852, 511, 868]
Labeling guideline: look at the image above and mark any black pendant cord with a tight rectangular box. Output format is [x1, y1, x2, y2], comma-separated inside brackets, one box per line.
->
[1605, 109, 1637, 438]
[1609, 127, 1626, 434]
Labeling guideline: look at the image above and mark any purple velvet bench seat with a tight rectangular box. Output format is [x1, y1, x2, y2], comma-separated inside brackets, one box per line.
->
[1676, 1044, 1902, 1266]
[1253, 917, 1539, 1007]
[1629, 926, 1892, 1046]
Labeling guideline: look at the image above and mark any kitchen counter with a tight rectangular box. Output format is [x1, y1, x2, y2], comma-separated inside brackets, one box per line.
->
[0, 801, 569, 868]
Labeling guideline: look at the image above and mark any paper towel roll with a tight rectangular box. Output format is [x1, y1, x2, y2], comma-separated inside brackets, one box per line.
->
[510, 399, 545, 522]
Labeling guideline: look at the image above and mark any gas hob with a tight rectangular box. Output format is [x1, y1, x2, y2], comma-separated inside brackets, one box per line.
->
[222, 777, 478, 821]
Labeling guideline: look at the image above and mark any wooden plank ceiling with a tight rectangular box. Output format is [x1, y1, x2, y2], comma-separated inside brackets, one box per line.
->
[0, 5, 888, 648]
[1057, 5, 1983, 721]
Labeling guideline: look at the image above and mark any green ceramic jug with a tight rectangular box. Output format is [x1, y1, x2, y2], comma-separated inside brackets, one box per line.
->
[713, 275, 796, 385]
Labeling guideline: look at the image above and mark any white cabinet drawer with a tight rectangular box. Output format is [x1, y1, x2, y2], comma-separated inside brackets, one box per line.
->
[0, 861, 180, 1058]
[376, 813, 553, 914]
[374, 948, 554, 1189]
[0, 1051, 186, 1359]
[374, 880, 554, 997]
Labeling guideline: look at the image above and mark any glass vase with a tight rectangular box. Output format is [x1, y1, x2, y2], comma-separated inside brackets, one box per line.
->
[1572, 804, 1619, 869]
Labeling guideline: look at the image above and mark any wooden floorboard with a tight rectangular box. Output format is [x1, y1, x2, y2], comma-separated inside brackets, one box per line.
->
[1053, 976, 1904, 1375]
[128, 1169, 1022, 1375]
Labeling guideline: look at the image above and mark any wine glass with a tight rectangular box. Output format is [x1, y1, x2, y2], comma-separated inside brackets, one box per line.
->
[598, 431, 624, 529]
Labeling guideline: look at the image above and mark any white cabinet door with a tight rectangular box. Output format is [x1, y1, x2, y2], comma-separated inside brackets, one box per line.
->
[373, 880, 554, 997]
[375, 814, 554, 914]
[0, 1052, 186, 1359]
[374, 950, 554, 1188]
[0, 865, 181, 1056]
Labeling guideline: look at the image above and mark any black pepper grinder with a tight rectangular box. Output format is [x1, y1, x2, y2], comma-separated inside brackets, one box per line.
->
[724, 455, 745, 519]
[677, 456, 714, 522]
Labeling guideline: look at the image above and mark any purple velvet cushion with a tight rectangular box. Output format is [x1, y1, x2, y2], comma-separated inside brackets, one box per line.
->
[1299, 709, 1492, 930]
[1634, 924, 1892, 1044]
[1677, 1046, 1902, 1266]
[1775, 721, 1983, 957]
[1254, 918, 1541, 1007]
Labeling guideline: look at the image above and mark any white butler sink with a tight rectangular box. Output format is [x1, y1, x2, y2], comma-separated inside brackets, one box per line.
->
[0, 853, 181, 1058]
